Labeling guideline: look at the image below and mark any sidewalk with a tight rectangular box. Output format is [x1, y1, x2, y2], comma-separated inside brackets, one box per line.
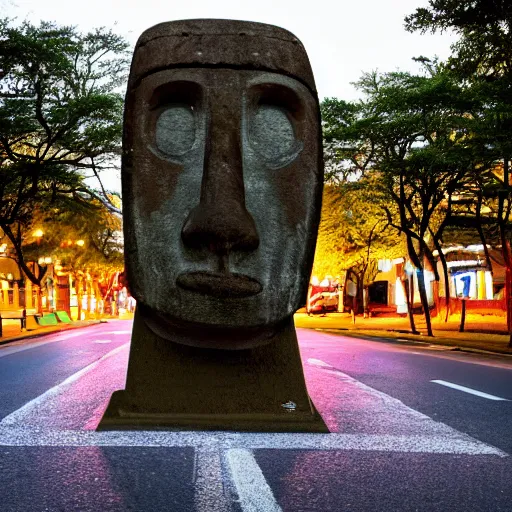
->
[1, 310, 511, 356]
[294, 311, 512, 356]
[0, 312, 134, 347]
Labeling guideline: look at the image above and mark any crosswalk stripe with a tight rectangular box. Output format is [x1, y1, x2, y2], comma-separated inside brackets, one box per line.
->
[226, 449, 282, 512]
[0, 428, 506, 456]
[0, 351, 507, 458]
[194, 448, 231, 512]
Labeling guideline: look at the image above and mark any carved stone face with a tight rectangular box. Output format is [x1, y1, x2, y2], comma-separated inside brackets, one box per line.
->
[122, 22, 323, 348]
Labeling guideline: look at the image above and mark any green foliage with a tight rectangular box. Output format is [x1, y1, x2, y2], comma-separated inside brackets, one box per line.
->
[320, 62, 490, 334]
[405, 1, 512, 80]
[322, 98, 361, 182]
[0, 20, 128, 163]
[312, 178, 402, 282]
[22, 194, 123, 274]
[406, 0, 512, 252]
[0, 19, 129, 284]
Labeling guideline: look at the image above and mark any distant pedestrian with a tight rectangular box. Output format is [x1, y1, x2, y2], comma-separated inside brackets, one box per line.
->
[127, 295, 136, 313]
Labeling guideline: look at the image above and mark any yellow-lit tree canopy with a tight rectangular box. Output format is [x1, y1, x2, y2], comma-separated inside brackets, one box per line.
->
[0, 19, 128, 287]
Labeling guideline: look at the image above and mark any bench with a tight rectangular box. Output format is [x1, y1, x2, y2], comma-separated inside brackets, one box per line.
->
[37, 313, 58, 326]
[37, 311, 72, 325]
[55, 311, 72, 323]
[0, 309, 27, 336]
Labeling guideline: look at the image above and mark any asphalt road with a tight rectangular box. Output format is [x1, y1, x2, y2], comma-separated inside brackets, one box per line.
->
[0, 320, 510, 511]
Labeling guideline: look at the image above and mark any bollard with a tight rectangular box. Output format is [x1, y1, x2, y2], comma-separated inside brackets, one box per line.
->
[459, 299, 466, 333]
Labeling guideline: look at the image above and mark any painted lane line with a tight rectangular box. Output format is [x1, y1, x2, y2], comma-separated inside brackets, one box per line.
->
[194, 448, 231, 512]
[226, 449, 282, 512]
[0, 343, 129, 427]
[307, 358, 332, 368]
[0, 351, 507, 457]
[431, 380, 510, 401]
[302, 358, 507, 456]
[93, 339, 112, 344]
[0, 429, 507, 456]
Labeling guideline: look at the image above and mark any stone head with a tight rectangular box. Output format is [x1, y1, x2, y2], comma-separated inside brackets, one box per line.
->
[122, 19, 324, 348]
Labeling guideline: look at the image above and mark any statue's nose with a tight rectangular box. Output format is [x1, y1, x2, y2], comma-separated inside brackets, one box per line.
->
[181, 101, 259, 255]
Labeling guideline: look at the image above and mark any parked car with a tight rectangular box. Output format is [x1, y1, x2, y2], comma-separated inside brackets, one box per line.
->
[307, 285, 338, 315]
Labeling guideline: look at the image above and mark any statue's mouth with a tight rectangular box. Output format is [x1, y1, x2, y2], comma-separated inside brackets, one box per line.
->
[176, 271, 262, 298]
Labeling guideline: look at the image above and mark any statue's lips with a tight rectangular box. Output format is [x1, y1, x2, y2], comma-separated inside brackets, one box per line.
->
[176, 271, 262, 298]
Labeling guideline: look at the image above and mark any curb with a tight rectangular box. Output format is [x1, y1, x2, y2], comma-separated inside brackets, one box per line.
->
[0, 320, 104, 347]
[311, 327, 512, 357]
[446, 346, 512, 358]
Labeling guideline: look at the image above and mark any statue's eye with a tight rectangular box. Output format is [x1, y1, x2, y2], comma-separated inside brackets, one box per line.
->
[250, 105, 295, 160]
[247, 83, 304, 168]
[155, 103, 196, 156]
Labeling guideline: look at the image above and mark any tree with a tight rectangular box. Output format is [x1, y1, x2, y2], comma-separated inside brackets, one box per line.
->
[406, 1, 512, 344]
[313, 174, 402, 314]
[405, 0, 512, 81]
[321, 98, 362, 183]
[20, 193, 123, 316]
[323, 67, 478, 336]
[0, 19, 128, 291]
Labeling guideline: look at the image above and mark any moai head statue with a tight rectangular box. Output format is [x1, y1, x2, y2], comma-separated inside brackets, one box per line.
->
[123, 19, 323, 349]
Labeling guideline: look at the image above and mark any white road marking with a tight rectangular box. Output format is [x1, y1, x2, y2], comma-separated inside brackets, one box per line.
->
[52, 330, 96, 340]
[0, 352, 507, 458]
[0, 329, 101, 358]
[226, 449, 282, 512]
[194, 448, 231, 512]
[93, 339, 112, 344]
[431, 380, 510, 401]
[105, 330, 132, 335]
[307, 358, 331, 367]
[0, 429, 506, 456]
[0, 343, 129, 427]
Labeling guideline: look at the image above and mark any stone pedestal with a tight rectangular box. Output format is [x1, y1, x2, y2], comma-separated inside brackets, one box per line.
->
[98, 308, 327, 432]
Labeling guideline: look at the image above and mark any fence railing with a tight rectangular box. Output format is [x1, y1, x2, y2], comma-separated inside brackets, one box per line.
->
[437, 297, 507, 316]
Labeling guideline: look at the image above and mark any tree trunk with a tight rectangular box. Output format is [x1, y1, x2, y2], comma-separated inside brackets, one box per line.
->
[77, 276, 83, 321]
[87, 281, 92, 318]
[35, 285, 42, 315]
[459, 298, 466, 333]
[505, 242, 512, 348]
[428, 233, 451, 322]
[403, 276, 418, 334]
[417, 267, 433, 337]
[498, 157, 512, 347]
[404, 234, 424, 335]
[436, 246, 451, 322]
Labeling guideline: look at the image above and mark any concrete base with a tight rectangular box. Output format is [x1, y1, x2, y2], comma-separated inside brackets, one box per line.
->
[98, 309, 328, 432]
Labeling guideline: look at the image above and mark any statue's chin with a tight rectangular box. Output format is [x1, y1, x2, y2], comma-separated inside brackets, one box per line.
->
[137, 302, 291, 350]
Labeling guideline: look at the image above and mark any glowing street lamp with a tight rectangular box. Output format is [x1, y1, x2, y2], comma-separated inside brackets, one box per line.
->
[33, 229, 44, 245]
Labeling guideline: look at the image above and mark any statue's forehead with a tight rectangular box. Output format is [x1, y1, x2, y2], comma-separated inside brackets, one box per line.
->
[128, 19, 317, 97]
[134, 68, 314, 98]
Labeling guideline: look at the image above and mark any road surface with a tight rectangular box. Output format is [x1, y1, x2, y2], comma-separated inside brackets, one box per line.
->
[0, 320, 510, 511]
